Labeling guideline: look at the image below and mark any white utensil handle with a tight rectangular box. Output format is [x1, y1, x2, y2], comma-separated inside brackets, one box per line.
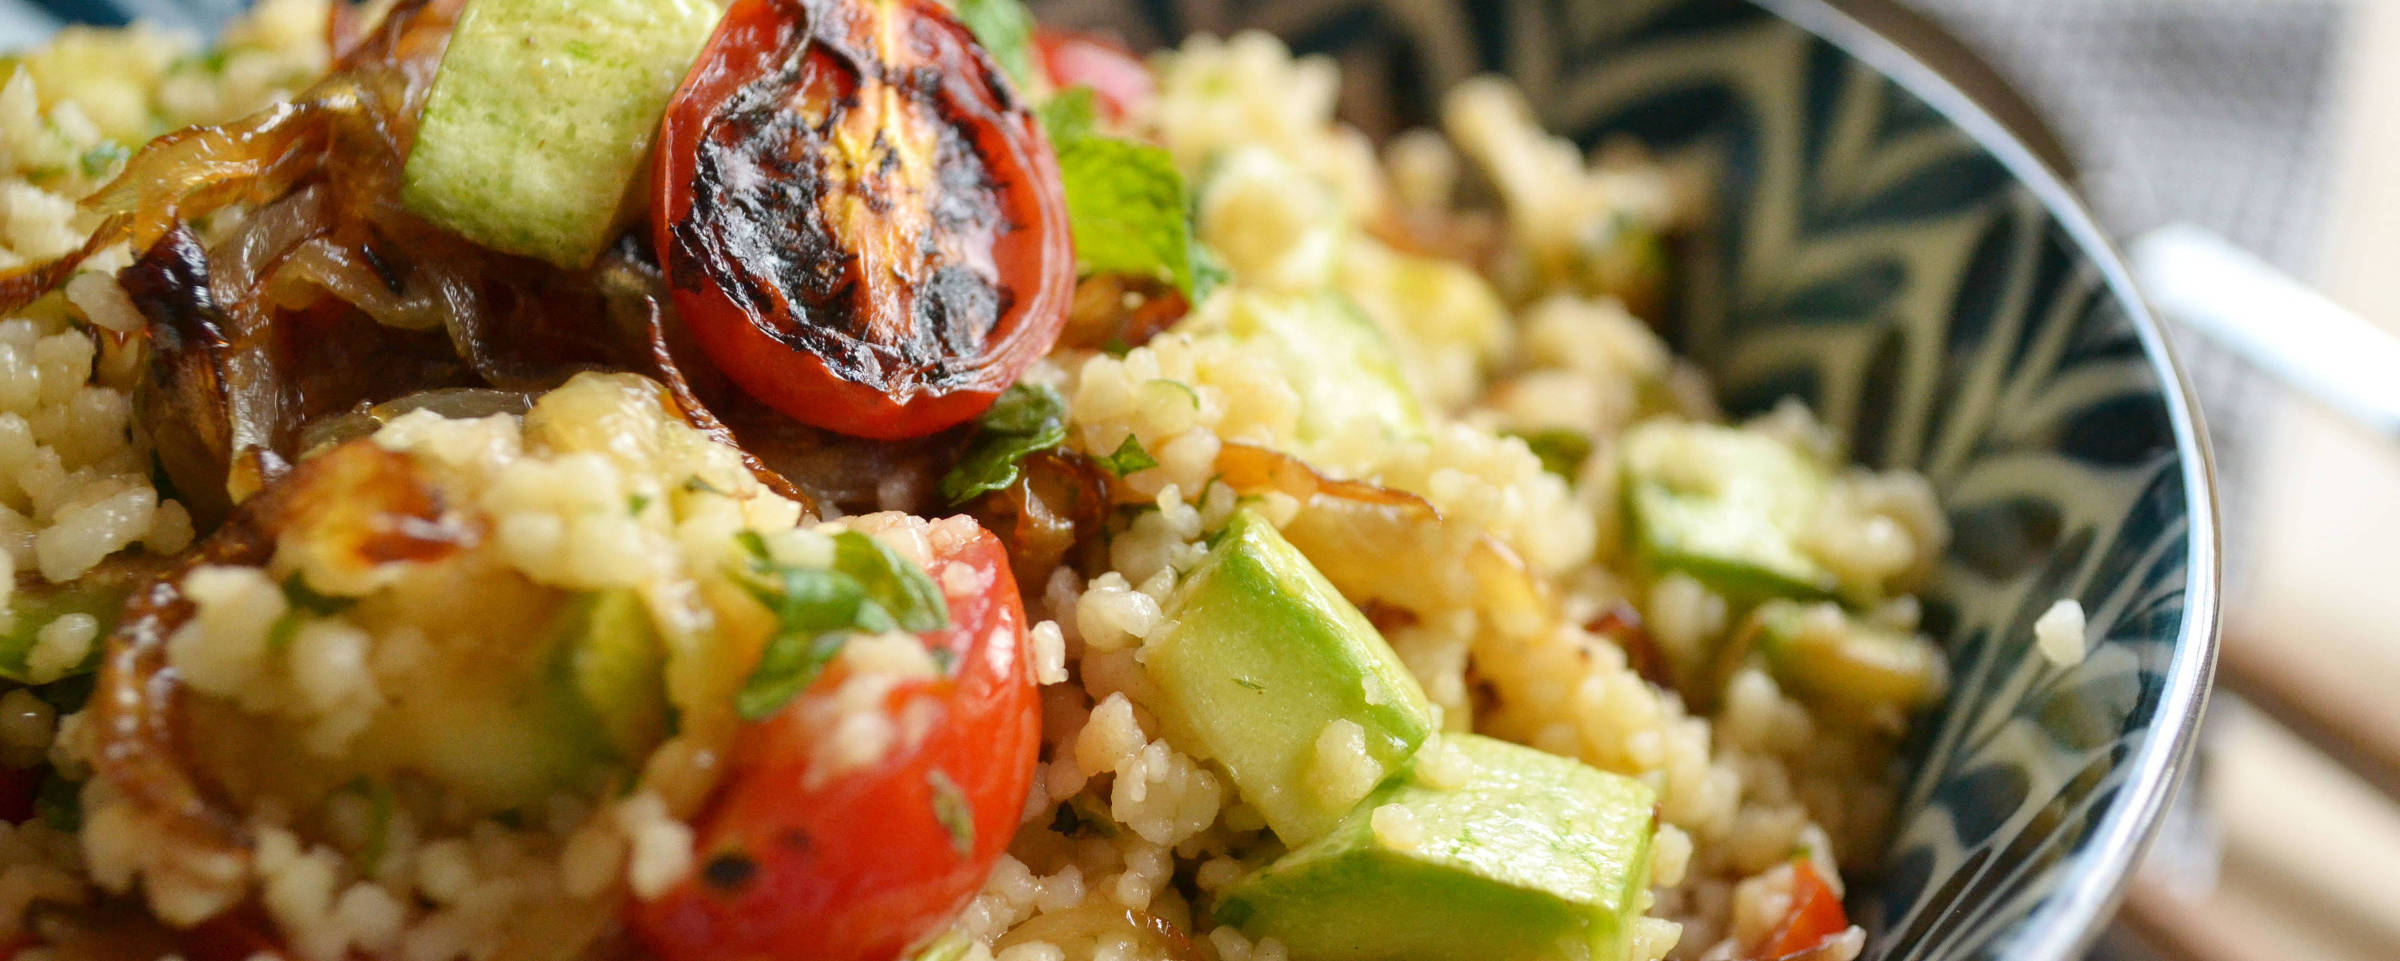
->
[2129, 223, 2400, 438]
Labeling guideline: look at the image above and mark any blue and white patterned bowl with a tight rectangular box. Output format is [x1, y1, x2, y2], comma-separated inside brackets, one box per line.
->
[0, 1, 2219, 960]
[1022, 4, 2219, 960]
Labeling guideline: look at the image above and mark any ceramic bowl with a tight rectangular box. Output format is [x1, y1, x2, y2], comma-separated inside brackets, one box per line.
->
[1025, 3, 2219, 959]
[3, 1, 2221, 958]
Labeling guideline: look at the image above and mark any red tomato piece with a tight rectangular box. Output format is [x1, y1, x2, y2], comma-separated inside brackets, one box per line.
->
[629, 517, 1041, 961]
[1756, 859, 1851, 959]
[655, 0, 1074, 440]
[1034, 28, 1156, 123]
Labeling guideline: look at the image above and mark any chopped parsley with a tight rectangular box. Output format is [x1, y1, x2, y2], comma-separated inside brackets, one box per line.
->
[734, 530, 773, 561]
[833, 533, 949, 634]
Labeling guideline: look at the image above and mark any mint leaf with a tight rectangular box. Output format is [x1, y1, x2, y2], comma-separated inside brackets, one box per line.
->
[1054, 135, 1202, 297]
[1099, 434, 1159, 477]
[948, 0, 1037, 91]
[736, 629, 850, 721]
[1038, 87, 1099, 144]
[940, 383, 1069, 504]
[831, 531, 950, 633]
[741, 565, 881, 636]
[731, 530, 953, 720]
[1036, 75, 1208, 300]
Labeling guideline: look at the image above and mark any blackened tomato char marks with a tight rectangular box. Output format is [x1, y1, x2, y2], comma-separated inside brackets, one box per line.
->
[677, 23, 1007, 373]
[658, 0, 1071, 440]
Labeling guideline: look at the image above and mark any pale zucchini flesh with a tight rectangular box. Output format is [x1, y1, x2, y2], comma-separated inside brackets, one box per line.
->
[401, 0, 722, 268]
[1143, 510, 1435, 845]
[1216, 734, 1657, 961]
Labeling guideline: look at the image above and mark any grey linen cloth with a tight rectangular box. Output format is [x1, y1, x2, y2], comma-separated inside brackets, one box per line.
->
[1895, 0, 2348, 590]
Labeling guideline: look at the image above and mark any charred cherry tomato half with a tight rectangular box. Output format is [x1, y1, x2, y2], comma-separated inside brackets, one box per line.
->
[630, 516, 1040, 961]
[656, 0, 1074, 440]
[1034, 28, 1155, 123]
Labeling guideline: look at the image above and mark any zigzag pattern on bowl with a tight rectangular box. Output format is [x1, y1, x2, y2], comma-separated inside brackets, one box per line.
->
[1028, 1, 2214, 959]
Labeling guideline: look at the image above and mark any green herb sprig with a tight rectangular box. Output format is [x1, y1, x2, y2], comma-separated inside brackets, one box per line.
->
[731, 531, 952, 721]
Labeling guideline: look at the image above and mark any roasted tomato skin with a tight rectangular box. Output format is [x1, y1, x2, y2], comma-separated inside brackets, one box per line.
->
[656, 0, 1073, 440]
[629, 519, 1040, 961]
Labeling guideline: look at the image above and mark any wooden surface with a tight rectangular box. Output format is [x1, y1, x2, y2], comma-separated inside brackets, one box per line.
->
[2124, 3, 2400, 958]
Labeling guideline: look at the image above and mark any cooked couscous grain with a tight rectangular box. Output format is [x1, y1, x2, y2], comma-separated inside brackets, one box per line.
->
[2037, 599, 2090, 667]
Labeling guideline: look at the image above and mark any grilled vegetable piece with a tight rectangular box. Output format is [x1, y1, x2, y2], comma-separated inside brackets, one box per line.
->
[1621, 421, 1837, 602]
[402, 0, 722, 267]
[654, 0, 1073, 439]
[1751, 600, 1947, 713]
[1215, 734, 1658, 961]
[548, 589, 674, 763]
[1142, 510, 1434, 844]
[0, 557, 162, 683]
